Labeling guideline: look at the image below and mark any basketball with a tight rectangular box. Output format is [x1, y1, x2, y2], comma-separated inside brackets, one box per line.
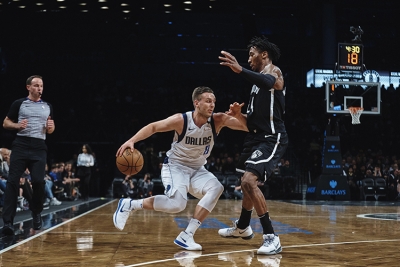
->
[116, 148, 144, 176]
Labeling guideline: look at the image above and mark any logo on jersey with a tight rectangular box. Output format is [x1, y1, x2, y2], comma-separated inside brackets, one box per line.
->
[185, 136, 212, 146]
[251, 150, 263, 159]
[251, 85, 260, 94]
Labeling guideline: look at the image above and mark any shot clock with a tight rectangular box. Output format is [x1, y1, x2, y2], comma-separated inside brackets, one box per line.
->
[337, 43, 363, 72]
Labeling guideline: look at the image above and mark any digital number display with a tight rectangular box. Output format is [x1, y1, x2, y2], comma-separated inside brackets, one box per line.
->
[338, 43, 363, 72]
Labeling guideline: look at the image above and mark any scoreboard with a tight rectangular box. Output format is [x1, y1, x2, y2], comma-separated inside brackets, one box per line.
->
[337, 43, 363, 72]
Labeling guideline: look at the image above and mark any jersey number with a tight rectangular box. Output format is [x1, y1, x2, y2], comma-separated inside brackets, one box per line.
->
[203, 145, 210, 155]
[247, 92, 255, 116]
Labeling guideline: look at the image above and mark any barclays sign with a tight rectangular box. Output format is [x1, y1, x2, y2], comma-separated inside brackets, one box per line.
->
[325, 159, 342, 169]
[321, 179, 347, 195]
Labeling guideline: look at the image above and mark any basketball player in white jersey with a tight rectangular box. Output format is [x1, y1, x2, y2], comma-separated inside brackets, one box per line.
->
[113, 86, 248, 251]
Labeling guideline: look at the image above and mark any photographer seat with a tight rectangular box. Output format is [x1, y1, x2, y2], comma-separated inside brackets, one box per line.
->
[361, 178, 375, 201]
[374, 178, 387, 200]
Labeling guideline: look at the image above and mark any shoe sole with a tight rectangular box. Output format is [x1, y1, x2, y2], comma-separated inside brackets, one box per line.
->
[257, 246, 282, 255]
[173, 239, 202, 251]
[219, 232, 254, 240]
[113, 198, 126, 231]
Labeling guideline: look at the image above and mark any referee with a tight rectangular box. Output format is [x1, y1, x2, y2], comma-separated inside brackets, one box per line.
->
[1, 75, 55, 235]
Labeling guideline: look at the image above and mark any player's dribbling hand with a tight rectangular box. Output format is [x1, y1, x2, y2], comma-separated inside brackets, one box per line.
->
[116, 141, 134, 157]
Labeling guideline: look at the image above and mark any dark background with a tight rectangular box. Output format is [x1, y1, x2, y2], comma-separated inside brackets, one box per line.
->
[1, 0, 399, 196]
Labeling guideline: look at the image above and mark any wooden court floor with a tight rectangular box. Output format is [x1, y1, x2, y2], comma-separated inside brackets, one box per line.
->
[1, 198, 400, 266]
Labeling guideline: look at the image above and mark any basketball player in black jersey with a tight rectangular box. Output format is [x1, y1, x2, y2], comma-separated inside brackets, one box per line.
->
[218, 36, 288, 255]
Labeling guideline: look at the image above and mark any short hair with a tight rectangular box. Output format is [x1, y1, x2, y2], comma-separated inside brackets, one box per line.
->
[192, 86, 214, 102]
[26, 75, 43, 85]
[247, 36, 281, 62]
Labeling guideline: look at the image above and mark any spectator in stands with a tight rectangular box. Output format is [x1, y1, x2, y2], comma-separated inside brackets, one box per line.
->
[365, 169, 374, 178]
[346, 167, 359, 200]
[122, 175, 138, 199]
[139, 173, 153, 198]
[62, 161, 80, 200]
[372, 165, 382, 178]
[387, 169, 399, 200]
[356, 165, 365, 183]
[76, 144, 95, 201]
[233, 179, 243, 200]
[389, 163, 398, 174]
[365, 158, 374, 172]
[18, 170, 32, 211]
[213, 157, 223, 173]
[0, 149, 11, 208]
[38, 168, 61, 206]
[204, 157, 217, 173]
[222, 156, 236, 174]
[56, 162, 65, 182]
[48, 164, 59, 184]
[0, 148, 11, 179]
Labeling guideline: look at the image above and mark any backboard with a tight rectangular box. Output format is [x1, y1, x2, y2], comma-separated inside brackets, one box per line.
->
[325, 81, 381, 114]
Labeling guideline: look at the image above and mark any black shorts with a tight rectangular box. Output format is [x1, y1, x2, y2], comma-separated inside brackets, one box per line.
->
[236, 132, 288, 181]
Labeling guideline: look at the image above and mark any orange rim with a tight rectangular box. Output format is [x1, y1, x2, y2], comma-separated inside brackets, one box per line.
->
[348, 107, 364, 114]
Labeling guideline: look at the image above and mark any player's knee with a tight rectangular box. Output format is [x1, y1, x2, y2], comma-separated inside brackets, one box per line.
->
[203, 179, 224, 196]
[197, 180, 224, 212]
[168, 199, 187, 213]
[216, 182, 224, 195]
[241, 173, 258, 192]
[154, 193, 187, 213]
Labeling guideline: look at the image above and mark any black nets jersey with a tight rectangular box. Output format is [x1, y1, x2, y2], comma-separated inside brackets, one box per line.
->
[247, 84, 286, 134]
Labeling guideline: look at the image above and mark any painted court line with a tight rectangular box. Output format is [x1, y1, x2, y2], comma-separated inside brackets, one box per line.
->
[125, 238, 400, 266]
[0, 200, 114, 254]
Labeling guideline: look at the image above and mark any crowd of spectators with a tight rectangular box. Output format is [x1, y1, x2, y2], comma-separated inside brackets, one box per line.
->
[0, 147, 103, 215]
[341, 151, 400, 201]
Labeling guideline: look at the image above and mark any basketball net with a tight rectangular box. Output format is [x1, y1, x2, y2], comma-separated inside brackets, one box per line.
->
[348, 107, 363, 124]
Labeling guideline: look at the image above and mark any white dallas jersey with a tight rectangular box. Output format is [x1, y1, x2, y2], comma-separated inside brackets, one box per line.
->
[166, 111, 217, 169]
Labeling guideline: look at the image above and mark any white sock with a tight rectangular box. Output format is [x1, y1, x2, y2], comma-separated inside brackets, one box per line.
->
[129, 199, 144, 211]
[185, 218, 201, 236]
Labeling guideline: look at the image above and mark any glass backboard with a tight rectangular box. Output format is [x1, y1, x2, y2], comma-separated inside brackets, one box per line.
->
[325, 81, 381, 114]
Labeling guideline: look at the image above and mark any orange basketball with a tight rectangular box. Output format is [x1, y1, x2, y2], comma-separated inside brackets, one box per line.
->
[116, 148, 144, 176]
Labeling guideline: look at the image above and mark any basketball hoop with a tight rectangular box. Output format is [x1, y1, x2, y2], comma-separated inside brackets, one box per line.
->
[348, 107, 364, 124]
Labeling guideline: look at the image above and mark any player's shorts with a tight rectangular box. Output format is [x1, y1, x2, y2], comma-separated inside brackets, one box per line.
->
[161, 157, 217, 200]
[236, 132, 288, 181]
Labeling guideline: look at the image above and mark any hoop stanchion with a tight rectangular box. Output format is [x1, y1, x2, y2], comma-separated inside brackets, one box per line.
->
[348, 107, 364, 124]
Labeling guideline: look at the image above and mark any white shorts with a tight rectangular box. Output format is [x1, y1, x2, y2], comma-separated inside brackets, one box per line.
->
[161, 162, 217, 200]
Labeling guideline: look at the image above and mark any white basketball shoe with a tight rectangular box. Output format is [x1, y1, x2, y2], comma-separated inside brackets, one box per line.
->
[113, 198, 139, 230]
[257, 234, 282, 255]
[218, 220, 254, 240]
[174, 231, 202, 251]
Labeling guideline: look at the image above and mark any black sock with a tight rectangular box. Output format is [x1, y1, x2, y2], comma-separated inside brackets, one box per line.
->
[237, 207, 252, 229]
[259, 212, 274, 234]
